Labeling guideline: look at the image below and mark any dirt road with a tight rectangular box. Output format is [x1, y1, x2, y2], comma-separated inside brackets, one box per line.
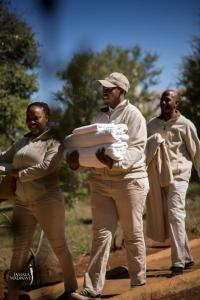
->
[5, 238, 199, 300]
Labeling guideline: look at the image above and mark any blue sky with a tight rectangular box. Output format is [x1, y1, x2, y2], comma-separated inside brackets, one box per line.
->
[9, 0, 200, 104]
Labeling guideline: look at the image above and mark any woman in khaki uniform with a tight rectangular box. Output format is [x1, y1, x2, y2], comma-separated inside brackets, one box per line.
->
[0, 102, 78, 300]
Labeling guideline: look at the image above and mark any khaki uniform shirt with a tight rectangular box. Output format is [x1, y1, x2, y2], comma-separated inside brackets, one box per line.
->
[90, 99, 148, 180]
[147, 114, 200, 182]
[0, 130, 63, 201]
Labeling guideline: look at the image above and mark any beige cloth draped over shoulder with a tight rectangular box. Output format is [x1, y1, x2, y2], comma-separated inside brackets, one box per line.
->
[146, 133, 173, 242]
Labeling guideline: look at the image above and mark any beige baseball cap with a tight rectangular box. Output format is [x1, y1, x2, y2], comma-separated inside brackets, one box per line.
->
[97, 72, 130, 92]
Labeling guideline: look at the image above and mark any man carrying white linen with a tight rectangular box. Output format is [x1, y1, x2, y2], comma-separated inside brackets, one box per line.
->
[65, 72, 149, 300]
[64, 123, 129, 168]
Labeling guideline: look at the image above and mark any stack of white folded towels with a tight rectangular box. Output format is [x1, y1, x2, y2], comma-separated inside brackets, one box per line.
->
[64, 123, 129, 168]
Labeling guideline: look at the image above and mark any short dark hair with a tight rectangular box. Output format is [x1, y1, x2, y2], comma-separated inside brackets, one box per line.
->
[27, 102, 50, 118]
[161, 90, 181, 103]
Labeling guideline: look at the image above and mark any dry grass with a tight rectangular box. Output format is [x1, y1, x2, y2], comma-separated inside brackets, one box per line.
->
[65, 198, 92, 257]
[186, 183, 200, 236]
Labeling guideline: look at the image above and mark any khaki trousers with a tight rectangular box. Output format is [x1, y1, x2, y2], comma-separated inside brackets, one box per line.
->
[167, 180, 193, 268]
[84, 177, 149, 296]
[7, 191, 77, 300]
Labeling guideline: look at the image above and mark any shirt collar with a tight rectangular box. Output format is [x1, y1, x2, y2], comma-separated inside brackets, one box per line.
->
[25, 128, 50, 141]
[157, 111, 181, 122]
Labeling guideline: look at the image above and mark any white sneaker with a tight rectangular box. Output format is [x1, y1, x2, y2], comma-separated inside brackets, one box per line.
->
[79, 289, 101, 298]
[67, 292, 90, 300]
[56, 291, 87, 300]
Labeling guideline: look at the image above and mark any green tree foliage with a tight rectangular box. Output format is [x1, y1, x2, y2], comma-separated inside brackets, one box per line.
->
[52, 45, 161, 205]
[0, 0, 39, 148]
[54, 45, 161, 141]
[179, 36, 200, 136]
